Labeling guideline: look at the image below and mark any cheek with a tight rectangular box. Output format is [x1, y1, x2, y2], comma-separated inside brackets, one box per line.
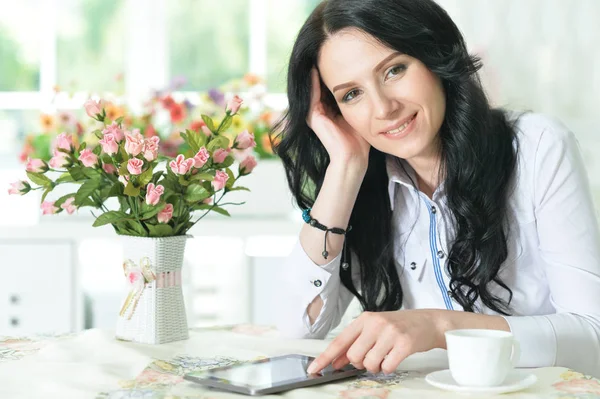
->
[340, 107, 371, 138]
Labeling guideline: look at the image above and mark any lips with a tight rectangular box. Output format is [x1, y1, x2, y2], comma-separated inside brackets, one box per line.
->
[380, 112, 418, 135]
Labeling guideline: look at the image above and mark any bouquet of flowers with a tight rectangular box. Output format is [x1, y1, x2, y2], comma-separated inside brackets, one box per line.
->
[9, 95, 258, 237]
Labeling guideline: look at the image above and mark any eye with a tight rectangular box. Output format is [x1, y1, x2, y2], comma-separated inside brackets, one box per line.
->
[386, 64, 407, 79]
[342, 89, 361, 103]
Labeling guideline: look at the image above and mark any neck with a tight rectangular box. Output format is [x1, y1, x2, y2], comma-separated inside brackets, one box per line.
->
[407, 140, 442, 199]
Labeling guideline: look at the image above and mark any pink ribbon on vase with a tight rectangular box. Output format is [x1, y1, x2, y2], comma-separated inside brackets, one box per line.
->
[155, 270, 182, 288]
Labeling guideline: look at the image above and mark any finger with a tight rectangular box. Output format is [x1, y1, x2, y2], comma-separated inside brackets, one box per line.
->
[332, 353, 350, 370]
[344, 331, 378, 370]
[362, 340, 395, 374]
[309, 68, 322, 114]
[308, 323, 362, 374]
[380, 345, 411, 375]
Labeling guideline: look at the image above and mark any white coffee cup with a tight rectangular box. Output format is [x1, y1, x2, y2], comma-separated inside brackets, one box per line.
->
[445, 329, 520, 387]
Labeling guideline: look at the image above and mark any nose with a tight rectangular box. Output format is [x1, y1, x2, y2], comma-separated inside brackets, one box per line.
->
[372, 88, 400, 120]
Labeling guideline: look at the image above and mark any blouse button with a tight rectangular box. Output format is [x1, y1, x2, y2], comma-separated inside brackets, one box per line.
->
[431, 206, 437, 214]
[313, 280, 322, 288]
[437, 250, 445, 259]
[410, 262, 417, 270]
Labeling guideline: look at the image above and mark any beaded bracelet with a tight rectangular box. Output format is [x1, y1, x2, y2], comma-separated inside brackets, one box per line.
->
[302, 208, 352, 261]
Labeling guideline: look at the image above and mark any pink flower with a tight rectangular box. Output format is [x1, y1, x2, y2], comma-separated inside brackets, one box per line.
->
[157, 203, 174, 224]
[49, 151, 70, 168]
[78, 149, 98, 167]
[98, 133, 119, 155]
[202, 197, 212, 204]
[212, 148, 231, 164]
[103, 163, 117, 174]
[25, 158, 47, 173]
[84, 99, 104, 119]
[226, 95, 243, 114]
[127, 159, 144, 175]
[124, 129, 145, 156]
[8, 181, 27, 196]
[52, 133, 73, 153]
[239, 155, 257, 175]
[103, 122, 124, 142]
[143, 136, 160, 162]
[41, 201, 59, 215]
[127, 269, 145, 292]
[212, 170, 229, 191]
[145, 183, 164, 206]
[193, 147, 209, 168]
[169, 154, 194, 175]
[60, 197, 77, 215]
[234, 130, 256, 150]
[118, 175, 130, 185]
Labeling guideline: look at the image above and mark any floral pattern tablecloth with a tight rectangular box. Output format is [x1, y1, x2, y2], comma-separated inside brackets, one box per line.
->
[1, 325, 599, 399]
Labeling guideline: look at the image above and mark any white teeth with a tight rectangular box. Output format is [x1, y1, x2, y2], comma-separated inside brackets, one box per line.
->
[385, 115, 415, 135]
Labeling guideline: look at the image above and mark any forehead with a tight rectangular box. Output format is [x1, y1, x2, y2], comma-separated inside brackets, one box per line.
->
[318, 29, 396, 86]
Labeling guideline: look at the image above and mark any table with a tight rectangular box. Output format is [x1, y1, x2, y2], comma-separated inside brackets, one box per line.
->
[1, 325, 599, 398]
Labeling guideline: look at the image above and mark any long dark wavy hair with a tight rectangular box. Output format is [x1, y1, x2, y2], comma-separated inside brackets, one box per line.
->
[272, 0, 521, 315]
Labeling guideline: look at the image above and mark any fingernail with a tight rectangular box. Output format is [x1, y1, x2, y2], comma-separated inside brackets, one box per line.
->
[307, 362, 317, 374]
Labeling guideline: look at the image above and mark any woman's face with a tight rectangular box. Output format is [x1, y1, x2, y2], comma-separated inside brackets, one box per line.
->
[317, 29, 446, 162]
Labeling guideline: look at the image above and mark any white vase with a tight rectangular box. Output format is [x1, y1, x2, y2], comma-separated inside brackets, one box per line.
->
[115, 234, 190, 344]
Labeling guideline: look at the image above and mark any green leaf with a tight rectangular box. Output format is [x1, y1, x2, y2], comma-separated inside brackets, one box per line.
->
[56, 173, 75, 183]
[216, 115, 233, 134]
[225, 168, 235, 188]
[78, 198, 96, 208]
[115, 116, 124, 126]
[123, 220, 147, 236]
[92, 129, 103, 139]
[78, 142, 87, 152]
[118, 162, 129, 177]
[228, 186, 250, 192]
[139, 166, 154, 186]
[190, 173, 214, 182]
[150, 171, 164, 185]
[82, 168, 102, 180]
[211, 205, 231, 217]
[69, 166, 86, 181]
[140, 202, 166, 220]
[178, 175, 191, 186]
[26, 171, 52, 187]
[119, 146, 129, 162]
[101, 154, 113, 165]
[147, 224, 174, 237]
[41, 187, 52, 203]
[92, 145, 102, 156]
[219, 155, 235, 169]
[74, 179, 100, 206]
[207, 136, 230, 152]
[118, 197, 129, 212]
[124, 182, 141, 197]
[191, 203, 213, 211]
[201, 115, 216, 133]
[93, 211, 130, 227]
[108, 182, 124, 197]
[184, 183, 210, 203]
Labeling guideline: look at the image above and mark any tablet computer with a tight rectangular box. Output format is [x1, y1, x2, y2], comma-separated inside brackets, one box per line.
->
[183, 354, 365, 395]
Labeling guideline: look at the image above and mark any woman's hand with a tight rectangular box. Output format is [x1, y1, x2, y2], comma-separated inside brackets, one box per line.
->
[307, 310, 446, 375]
[306, 309, 511, 375]
[306, 68, 371, 170]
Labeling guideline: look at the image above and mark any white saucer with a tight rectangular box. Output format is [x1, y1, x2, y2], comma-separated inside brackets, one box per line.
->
[425, 369, 537, 394]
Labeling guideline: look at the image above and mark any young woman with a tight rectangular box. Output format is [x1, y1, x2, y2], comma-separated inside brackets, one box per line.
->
[271, 0, 600, 377]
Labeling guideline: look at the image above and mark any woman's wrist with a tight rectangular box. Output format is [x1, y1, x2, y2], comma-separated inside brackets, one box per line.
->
[432, 309, 511, 349]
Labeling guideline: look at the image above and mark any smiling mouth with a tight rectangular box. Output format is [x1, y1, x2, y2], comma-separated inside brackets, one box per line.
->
[383, 113, 417, 136]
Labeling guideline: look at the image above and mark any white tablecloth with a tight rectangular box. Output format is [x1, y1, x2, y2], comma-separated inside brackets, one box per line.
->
[1, 325, 599, 398]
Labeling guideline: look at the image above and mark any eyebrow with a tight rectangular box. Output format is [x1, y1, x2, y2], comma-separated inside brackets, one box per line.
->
[332, 52, 403, 93]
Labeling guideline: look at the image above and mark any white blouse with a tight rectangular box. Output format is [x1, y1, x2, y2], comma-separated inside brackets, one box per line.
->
[275, 112, 600, 377]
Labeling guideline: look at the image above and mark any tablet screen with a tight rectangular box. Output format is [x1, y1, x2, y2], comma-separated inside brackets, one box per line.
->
[186, 354, 358, 391]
